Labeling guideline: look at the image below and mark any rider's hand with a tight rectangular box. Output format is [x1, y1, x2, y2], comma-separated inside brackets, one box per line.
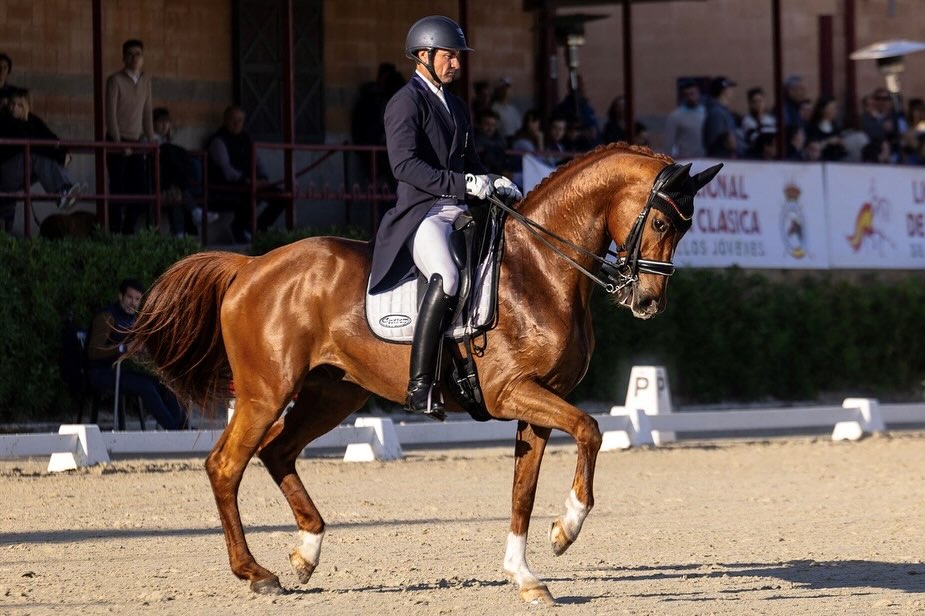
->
[490, 175, 523, 202]
[465, 173, 492, 200]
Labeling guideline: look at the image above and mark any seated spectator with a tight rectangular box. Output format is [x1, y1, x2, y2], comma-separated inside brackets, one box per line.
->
[555, 75, 599, 145]
[0, 88, 84, 224]
[806, 96, 847, 161]
[207, 105, 284, 243]
[631, 121, 650, 147]
[491, 77, 522, 142]
[860, 87, 898, 146]
[861, 138, 892, 164]
[0, 53, 17, 108]
[473, 110, 507, 175]
[563, 118, 595, 153]
[153, 107, 218, 237]
[510, 109, 544, 153]
[900, 98, 925, 165]
[543, 115, 570, 165]
[86, 278, 188, 430]
[785, 125, 807, 161]
[803, 139, 824, 162]
[471, 80, 492, 119]
[602, 95, 628, 145]
[745, 131, 778, 160]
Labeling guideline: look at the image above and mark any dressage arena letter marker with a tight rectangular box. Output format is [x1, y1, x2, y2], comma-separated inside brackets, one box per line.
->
[626, 365, 675, 444]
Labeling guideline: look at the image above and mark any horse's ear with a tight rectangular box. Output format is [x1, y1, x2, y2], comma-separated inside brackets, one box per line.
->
[691, 163, 723, 191]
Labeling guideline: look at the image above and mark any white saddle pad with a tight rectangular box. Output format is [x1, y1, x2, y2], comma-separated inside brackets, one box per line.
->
[366, 249, 500, 343]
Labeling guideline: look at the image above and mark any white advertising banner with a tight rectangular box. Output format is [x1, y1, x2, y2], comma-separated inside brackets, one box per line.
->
[823, 163, 925, 269]
[521, 153, 556, 196]
[674, 160, 830, 269]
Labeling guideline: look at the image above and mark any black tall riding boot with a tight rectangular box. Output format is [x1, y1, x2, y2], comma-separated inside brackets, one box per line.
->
[406, 274, 454, 419]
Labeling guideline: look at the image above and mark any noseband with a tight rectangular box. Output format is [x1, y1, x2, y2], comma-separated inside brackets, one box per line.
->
[488, 163, 690, 295]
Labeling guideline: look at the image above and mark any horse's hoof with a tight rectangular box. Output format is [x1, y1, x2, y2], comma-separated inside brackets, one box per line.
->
[249, 574, 284, 595]
[289, 549, 317, 585]
[549, 519, 574, 556]
[520, 583, 557, 605]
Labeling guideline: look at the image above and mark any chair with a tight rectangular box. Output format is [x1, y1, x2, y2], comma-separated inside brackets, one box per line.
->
[70, 327, 146, 431]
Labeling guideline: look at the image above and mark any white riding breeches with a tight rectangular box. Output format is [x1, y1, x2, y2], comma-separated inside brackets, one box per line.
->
[412, 201, 467, 296]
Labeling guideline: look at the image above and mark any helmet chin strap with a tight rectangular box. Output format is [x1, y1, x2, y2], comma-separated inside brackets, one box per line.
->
[415, 49, 443, 88]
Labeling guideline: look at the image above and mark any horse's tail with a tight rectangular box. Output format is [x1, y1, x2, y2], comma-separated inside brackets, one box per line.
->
[127, 251, 251, 410]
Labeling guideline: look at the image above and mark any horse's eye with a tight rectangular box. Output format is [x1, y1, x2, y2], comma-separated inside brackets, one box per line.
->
[652, 217, 668, 233]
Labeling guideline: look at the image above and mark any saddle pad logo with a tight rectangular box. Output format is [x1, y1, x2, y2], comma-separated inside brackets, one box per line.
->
[379, 314, 412, 328]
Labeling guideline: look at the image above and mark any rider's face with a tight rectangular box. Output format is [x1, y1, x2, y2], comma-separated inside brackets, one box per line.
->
[420, 49, 460, 84]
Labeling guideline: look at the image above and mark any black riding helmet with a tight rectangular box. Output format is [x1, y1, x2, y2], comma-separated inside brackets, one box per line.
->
[405, 15, 473, 86]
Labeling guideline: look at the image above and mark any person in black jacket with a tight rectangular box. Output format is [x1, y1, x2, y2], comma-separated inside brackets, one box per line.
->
[0, 88, 83, 230]
[368, 16, 522, 418]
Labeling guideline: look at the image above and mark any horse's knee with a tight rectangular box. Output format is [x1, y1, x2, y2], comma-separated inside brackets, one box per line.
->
[577, 416, 602, 452]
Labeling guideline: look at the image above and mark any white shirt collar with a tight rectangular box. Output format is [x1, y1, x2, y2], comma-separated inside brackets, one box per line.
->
[415, 71, 449, 111]
[124, 69, 141, 84]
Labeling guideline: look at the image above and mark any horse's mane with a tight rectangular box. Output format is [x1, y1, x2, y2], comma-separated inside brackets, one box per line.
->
[521, 141, 674, 206]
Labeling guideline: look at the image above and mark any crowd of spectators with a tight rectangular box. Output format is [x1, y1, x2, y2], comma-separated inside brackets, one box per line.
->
[0, 42, 285, 240]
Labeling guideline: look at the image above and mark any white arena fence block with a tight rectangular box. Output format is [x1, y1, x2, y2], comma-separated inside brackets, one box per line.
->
[47, 425, 110, 472]
[624, 365, 675, 444]
[842, 398, 885, 433]
[343, 417, 403, 462]
[600, 411, 634, 450]
[832, 421, 865, 441]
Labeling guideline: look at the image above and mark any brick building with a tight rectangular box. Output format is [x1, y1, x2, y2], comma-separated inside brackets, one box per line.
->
[0, 0, 922, 235]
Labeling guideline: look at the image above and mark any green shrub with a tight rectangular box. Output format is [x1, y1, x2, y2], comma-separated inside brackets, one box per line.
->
[1, 229, 922, 421]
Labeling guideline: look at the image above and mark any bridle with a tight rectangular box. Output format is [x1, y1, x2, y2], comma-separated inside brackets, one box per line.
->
[487, 163, 691, 296]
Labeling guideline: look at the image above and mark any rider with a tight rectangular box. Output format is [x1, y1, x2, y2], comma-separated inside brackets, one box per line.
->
[368, 15, 522, 418]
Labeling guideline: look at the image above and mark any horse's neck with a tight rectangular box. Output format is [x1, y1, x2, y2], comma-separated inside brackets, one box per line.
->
[516, 155, 629, 263]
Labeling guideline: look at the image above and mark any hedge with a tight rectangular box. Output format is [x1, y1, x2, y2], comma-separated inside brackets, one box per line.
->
[0, 230, 922, 421]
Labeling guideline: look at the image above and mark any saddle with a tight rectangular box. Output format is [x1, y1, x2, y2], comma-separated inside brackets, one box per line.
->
[365, 203, 507, 421]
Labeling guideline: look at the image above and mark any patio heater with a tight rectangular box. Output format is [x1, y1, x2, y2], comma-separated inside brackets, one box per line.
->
[850, 39, 925, 130]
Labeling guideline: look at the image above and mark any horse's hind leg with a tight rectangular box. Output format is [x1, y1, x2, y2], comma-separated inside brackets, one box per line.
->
[256, 376, 369, 586]
[205, 394, 289, 594]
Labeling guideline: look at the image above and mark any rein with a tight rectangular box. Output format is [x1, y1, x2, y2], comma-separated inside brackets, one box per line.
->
[487, 174, 678, 295]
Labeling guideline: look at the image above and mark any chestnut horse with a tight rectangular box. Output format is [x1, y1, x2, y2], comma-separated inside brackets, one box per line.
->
[128, 143, 721, 604]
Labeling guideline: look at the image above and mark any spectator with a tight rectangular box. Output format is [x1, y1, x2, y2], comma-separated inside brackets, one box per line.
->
[152, 107, 218, 237]
[0, 53, 18, 108]
[105, 39, 155, 235]
[740, 87, 776, 148]
[86, 278, 188, 430]
[663, 81, 705, 158]
[746, 131, 778, 160]
[631, 121, 650, 147]
[860, 87, 898, 147]
[0, 88, 84, 231]
[207, 105, 284, 243]
[781, 74, 807, 130]
[601, 95, 628, 144]
[563, 117, 592, 153]
[510, 109, 544, 153]
[472, 80, 492, 119]
[861, 137, 892, 164]
[785, 125, 807, 161]
[473, 110, 507, 175]
[899, 98, 925, 164]
[703, 75, 739, 158]
[555, 74, 599, 145]
[806, 96, 847, 161]
[491, 77, 522, 142]
[803, 139, 823, 162]
[543, 115, 569, 165]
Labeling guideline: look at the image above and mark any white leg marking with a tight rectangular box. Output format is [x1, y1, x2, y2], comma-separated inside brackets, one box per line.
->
[561, 490, 589, 540]
[504, 533, 542, 589]
[297, 530, 324, 566]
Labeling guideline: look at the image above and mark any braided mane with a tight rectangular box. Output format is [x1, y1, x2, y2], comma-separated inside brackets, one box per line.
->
[521, 141, 674, 204]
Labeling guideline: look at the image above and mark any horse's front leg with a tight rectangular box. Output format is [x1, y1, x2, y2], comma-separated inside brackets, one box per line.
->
[496, 380, 602, 601]
[505, 420, 555, 604]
